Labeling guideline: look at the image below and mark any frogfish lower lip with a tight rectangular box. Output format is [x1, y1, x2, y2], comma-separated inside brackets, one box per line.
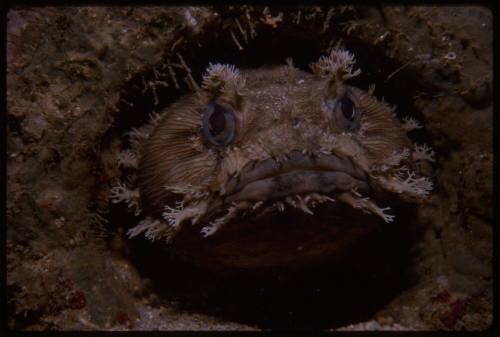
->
[223, 151, 368, 203]
[226, 170, 368, 203]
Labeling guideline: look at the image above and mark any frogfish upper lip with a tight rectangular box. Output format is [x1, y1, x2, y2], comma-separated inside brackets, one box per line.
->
[223, 151, 369, 203]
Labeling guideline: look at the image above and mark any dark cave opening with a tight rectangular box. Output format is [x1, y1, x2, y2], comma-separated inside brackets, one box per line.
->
[104, 12, 434, 329]
[114, 202, 421, 329]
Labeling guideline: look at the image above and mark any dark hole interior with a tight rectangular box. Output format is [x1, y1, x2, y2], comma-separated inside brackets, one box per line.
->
[105, 11, 433, 329]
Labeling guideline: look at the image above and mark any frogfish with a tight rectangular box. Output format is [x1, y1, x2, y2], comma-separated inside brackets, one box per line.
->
[111, 48, 434, 269]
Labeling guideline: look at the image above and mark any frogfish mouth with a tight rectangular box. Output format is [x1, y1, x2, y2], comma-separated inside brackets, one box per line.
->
[111, 48, 434, 269]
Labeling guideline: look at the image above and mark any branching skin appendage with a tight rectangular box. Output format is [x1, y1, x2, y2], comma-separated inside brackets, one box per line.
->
[111, 48, 434, 269]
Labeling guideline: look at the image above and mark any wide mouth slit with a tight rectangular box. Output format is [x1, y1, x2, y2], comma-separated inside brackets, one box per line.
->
[224, 150, 368, 197]
[189, 151, 373, 226]
[225, 170, 368, 204]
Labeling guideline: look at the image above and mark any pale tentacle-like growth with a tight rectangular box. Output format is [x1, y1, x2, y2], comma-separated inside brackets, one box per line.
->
[377, 168, 433, 198]
[126, 112, 162, 151]
[295, 195, 314, 215]
[200, 201, 250, 237]
[162, 200, 208, 228]
[127, 125, 154, 150]
[412, 144, 436, 162]
[368, 83, 376, 96]
[373, 148, 410, 172]
[273, 201, 286, 212]
[159, 185, 210, 232]
[310, 48, 361, 80]
[304, 193, 336, 206]
[401, 116, 423, 132]
[116, 150, 138, 169]
[127, 217, 174, 243]
[110, 183, 141, 216]
[284, 195, 314, 215]
[201, 63, 246, 95]
[164, 185, 209, 202]
[385, 148, 410, 167]
[338, 191, 395, 223]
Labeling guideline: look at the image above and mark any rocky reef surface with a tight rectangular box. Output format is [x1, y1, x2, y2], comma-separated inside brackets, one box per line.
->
[6, 6, 493, 330]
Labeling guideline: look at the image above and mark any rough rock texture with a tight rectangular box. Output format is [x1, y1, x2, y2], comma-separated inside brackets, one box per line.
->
[6, 6, 492, 331]
[350, 7, 493, 331]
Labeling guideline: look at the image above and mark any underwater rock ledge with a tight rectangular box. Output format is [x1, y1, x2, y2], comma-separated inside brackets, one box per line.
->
[6, 6, 492, 331]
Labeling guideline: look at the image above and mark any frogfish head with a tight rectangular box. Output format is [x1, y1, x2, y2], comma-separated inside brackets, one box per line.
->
[111, 48, 434, 269]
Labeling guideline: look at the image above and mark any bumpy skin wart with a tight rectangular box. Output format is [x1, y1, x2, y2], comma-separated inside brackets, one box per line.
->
[112, 49, 433, 269]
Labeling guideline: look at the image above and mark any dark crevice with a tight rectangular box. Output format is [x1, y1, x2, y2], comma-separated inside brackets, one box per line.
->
[103, 10, 434, 330]
[117, 202, 421, 330]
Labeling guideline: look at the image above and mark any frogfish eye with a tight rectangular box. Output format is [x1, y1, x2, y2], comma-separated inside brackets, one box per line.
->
[334, 96, 360, 131]
[340, 96, 356, 121]
[202, 101, 236, 146]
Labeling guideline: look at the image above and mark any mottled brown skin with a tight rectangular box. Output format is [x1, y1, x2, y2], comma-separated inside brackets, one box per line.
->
[129, 52, 429, 269]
